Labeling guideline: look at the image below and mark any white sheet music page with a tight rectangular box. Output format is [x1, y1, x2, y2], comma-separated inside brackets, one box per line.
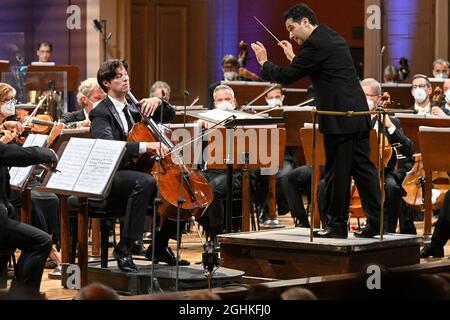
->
[73, 139, 125, 194]
[198, 109, 259, 123]
[46, 138, 95, 191]
[9, 134, 48, 188]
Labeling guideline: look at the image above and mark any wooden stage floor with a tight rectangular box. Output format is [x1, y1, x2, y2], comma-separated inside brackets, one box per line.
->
[5, 215, 450, 300]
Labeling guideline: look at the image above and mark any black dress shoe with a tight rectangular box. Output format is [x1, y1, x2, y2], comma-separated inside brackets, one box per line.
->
[113, 248, 138, 272]
[146, 246, 190, 266]
[420, 243, 444, 258]
[130, 240, 147, 256]
[354, 225, 380, 238]
[313, 227, 348, 239]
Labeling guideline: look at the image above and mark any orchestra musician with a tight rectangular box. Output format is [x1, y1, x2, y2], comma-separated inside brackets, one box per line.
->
[90, 59, 188, 272]
[36, 41, 53, 63]
[197, 84, 242, 246]
[431, 58, 449, 80]
[361, 78, 416, 234]
[251, 3, 381, 238]
[60, 77, 106, 128]
[149, 81, 171, 101]
[411, 74, 432, 115]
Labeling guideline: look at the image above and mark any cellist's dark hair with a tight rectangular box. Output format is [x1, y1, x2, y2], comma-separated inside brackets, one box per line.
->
[97, 59, 129, 93]
[282, 3, 318, 26]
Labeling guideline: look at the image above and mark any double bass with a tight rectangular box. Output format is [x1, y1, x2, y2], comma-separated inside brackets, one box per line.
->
[126, 92, 213, 221]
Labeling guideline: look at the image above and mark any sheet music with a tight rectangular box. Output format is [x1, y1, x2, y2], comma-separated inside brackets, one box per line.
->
[45, 138, 125, 196]
[198, 109, 262, 123]
[73, 139, 125, 194]
[9, 134, 48, 188]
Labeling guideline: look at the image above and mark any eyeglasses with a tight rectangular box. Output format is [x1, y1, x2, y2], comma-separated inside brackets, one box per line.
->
[412, 84, 428, 89]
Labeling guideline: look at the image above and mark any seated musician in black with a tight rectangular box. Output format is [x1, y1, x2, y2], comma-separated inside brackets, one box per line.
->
[0, 139, 58, 297]
[90, 59, 188, 272]
[420, 190, 450, 258]
[360, 78, 416, 233]
[60, 77, 106, 128]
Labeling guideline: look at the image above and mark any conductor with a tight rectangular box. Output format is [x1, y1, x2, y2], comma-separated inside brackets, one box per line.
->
[251, 3, 381, 238]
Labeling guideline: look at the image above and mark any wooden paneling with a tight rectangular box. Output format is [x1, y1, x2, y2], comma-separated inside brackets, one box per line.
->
[155, 5, 187, 102]
[130, 0, 208, 104]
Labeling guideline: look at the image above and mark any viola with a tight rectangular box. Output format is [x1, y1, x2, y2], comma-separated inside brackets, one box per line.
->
[126, 91, 213, 221]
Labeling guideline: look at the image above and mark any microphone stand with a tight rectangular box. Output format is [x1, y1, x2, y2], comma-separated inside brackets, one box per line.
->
[379, 46, 386, 83]
[308, 107, 416, 242]
[173, 91, 190, 291]
[127, 91, 161, 293]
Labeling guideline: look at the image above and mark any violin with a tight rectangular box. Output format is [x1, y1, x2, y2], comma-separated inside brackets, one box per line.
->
[126, 91, 213, 221]
[237, 40, 260, 81]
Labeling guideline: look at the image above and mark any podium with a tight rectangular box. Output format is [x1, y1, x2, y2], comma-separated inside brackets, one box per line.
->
[300, 127, 379, 228]
[418, 126, 450, 238]
[187, 109, 285, 232]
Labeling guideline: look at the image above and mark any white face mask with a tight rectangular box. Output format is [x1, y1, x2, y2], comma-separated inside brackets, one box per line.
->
[413, 88, 428, 104]
[266, 98, 282, 108]
[445, 90, 450, 104]
[366, 99, 374, 111]
[1, 100, 16, 118]
[435, 72, 448, 80]
[216, 101, 234, 111]
[223, 71, 238, 81]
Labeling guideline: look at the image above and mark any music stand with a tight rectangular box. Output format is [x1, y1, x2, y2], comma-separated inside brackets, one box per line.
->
[187, 109, 284, 233]
[418, 126, 450, 240]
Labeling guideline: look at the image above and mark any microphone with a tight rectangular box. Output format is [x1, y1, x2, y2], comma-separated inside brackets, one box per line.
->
[184, 90, 190, 97]
[93, 19, 103, 32]
[380, 46, 386, 54]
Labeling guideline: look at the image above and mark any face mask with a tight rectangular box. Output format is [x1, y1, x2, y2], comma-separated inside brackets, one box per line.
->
[223, 71, 238, 81]
[216, 101, 234, 111]
[266, 98, 282, 108]
[1, 100, 16, 117]
[413, 88, 428, 104]
[435, 73, 448, 80]
[366, 99, 374, 110]
[445, 90, 450, 104]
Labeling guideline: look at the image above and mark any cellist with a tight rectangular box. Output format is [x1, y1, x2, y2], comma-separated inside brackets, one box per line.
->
[90, 59, 189, 273]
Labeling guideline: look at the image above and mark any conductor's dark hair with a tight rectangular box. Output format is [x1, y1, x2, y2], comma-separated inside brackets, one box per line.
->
[97, 59, 129, 93]
[283, 3, 318, 26]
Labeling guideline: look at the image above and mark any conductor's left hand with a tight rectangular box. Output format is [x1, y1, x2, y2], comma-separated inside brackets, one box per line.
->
[251, 42, 268, 66]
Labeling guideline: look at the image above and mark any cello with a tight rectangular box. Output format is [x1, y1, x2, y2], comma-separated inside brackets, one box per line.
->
[126, 91, 213, 221]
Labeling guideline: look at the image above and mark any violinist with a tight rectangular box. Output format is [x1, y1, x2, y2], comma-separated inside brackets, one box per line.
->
[90, 59, 188, 272]
[361, 78, 416, 234]
[60, 77, 106, 128]
[431, 79, 450, 116]
[0, 82, 63, 279]
[0, 83, 24, 143]
[411, 74, 432, 114]
[431, 58, 449, 80]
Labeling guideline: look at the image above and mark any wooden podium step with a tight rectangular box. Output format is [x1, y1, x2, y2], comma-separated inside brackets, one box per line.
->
[218, 228, 421, 280]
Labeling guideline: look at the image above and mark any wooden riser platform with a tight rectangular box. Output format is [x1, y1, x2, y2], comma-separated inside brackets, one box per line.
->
[218, 227, 421, 279]
[83, 262, 244, 295]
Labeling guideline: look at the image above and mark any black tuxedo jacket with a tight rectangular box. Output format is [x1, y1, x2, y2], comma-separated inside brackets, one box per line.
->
[60, 109, 86, 124]
[262, 24, 371, 135]
[89, 96, 175, 169]
[0, 143, 55, 242]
